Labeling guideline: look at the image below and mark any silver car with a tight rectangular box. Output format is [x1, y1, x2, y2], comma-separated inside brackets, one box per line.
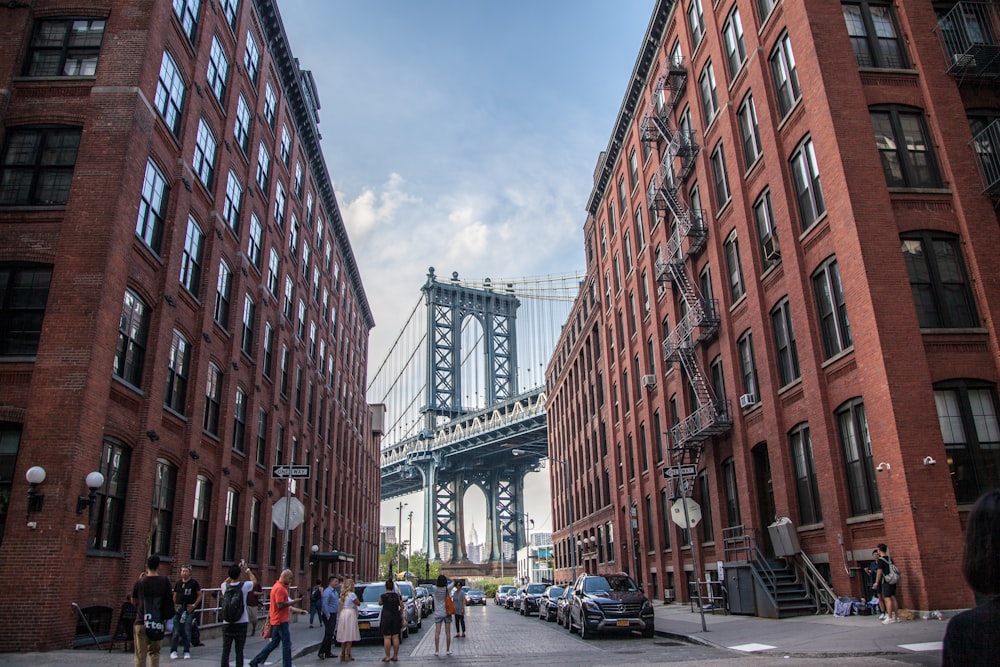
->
[354, 582, 411, 641]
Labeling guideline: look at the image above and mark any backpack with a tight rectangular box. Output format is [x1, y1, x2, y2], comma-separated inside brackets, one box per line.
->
[141, 584, 166, 640]
[311, 586, 322, 603]
[222, 582, 245, 624]
[883, 557, 901, 585]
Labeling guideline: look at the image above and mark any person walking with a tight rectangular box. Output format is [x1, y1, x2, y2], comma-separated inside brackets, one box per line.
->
[943, 489, 1000, 667]
[452, 581, 467, 638]
[248, 569, 307, 667]
[309, 579, 324, 628]
[131, 555, 173, 667]
[169, 565, 202, 660]
[432, 575, 453, 656]
[219, 562, 256, 667]
[335, 578, 360, 661]
[379, 579, 405, 662]
[318, 575, 340, 660]
[867, 550, 886, 620]
[872, 544, 898, 624]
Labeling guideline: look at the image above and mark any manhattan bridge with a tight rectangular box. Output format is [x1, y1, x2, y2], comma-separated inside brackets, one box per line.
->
[369, 267, 581, 569]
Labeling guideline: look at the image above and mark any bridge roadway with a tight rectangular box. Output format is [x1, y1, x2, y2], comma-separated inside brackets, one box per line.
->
[379, 386, 548, 500]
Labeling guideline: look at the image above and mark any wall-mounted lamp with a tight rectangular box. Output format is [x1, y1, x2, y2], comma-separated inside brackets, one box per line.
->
[76, 471, 105, 514]
[189, 450, 200, 461]
[222, 467, 231, 476]
[25, 466, 46, 521]
[923, 456, 937, 466]
[246, 480, 255, 488]
[876, 462, 891, 473]
[146, 430, 160, 441]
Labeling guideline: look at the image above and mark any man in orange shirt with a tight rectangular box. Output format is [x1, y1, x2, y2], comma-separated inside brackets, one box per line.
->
[249, 569, 307, 667]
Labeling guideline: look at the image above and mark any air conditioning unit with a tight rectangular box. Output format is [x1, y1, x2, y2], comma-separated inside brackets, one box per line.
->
[762, 234, 781, 262]
[739, 393, 756, 409]
[641, 374, 657, 388]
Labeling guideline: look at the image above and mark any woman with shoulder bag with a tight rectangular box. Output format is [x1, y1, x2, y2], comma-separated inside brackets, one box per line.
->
[432, 575, 453, 656]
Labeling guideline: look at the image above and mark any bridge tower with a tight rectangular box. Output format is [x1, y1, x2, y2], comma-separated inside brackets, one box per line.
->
[416, 267, 532, 566]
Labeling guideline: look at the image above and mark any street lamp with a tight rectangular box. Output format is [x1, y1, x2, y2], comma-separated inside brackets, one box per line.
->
[396, 501, 407, 576]
[512, 449, 576, 582]
[407, 511, 413, 573]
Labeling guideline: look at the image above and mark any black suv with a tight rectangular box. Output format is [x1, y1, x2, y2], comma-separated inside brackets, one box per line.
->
[567, 572, 654, 639]
[518, 582, 548, 615]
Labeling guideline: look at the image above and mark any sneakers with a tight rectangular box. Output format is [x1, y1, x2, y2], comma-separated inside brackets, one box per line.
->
[170, 652, 179, 660]
[183, 653, 191, 659]
[878, 613, 887, 621]
[882, 617, 897, 624]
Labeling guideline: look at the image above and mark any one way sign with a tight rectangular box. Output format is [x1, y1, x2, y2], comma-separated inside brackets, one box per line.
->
[271, 465, 311, 479]
[662, 464, 697, 479]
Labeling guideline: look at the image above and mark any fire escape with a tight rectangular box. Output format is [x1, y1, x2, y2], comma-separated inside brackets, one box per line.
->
[642, 57, 732, 469]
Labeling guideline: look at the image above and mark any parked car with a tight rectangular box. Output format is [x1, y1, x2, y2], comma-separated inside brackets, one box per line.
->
[505, 586, 524, 609]
[538, 585, 564, 621]
[519, 582, 548, 616]
[414, 586, 433, 617]
[395, 581, 422, 633]
[556, 585, 573, 627]
[495, 585, 516, 605]
[466, 589, 487, 605]
[567, 573, 654, 639]
[354, 582, 410, 641]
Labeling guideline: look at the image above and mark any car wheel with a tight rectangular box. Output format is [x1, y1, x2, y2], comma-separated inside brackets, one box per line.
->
[568, 612, 577, 634]
[579, 618, 589, 640]
[642, 626, 654, 638]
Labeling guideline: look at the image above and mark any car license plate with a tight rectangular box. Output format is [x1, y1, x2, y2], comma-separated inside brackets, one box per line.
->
[616, 619, 629, 627]
[359, 622, 370, 630]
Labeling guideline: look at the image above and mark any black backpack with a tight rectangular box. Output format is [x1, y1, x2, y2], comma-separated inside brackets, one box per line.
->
[222, 583, 245, 624]
[311, 586, 322, 603]
[142, 584, 166, 640]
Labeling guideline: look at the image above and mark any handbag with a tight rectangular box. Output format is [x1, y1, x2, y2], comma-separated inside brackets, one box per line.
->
[260, 618, 272, 639]
[445, 595, 456, 616]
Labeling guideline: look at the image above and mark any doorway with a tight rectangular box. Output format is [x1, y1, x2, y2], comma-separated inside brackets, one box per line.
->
[752, 442, 776, 558]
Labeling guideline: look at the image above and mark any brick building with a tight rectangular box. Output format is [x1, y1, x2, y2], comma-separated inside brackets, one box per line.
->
[0, 0, 380, 651]
[546, 0, 1000, 615]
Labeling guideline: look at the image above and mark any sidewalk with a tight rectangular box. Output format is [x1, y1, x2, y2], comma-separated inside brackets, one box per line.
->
[652, 601, 946, 659]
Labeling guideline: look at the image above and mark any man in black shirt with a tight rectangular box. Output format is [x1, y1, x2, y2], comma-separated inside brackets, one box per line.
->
[131, 555, 173, 667]
[170, 564, 202, 659]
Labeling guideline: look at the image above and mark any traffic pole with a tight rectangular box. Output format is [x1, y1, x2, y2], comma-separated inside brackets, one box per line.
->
[679, 478, 708, 633]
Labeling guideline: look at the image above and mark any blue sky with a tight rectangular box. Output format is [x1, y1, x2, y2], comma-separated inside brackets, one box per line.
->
[275, 0, 654, 547]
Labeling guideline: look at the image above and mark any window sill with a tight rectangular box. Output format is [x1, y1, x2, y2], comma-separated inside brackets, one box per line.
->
[846, 513, 883, 525]
[820, 346, 855, 370]
[795, 522, 824, 533]
[111, 375, 144, 397]
[858, 67, 918, 77]
[86, 549, 125, 559]
[919, 327, 989, 335]
[886, 187, 951, 196]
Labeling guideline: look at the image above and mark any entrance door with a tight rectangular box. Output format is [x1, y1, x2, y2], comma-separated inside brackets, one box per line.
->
[752, 442, 776, 558]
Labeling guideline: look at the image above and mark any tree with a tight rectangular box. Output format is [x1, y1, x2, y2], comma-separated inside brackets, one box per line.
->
[379, 543, 401, 580]
[406, 550, 441, 582]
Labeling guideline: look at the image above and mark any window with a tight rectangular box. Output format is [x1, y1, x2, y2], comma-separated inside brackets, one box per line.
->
[900, 232, 978, 329]
[297, 299, 306, 340]
[234, 94, 252, 154]
[935, 381, 1000, 504]
[134, 159, 169, 253]
[222, 170, 242, 234]
[214, 260, 232, 329]
[836, 399, 881, 516]
[164, 329, 190, 413]
[244, 30, 260, 85]
[154, 51, 185, 135]
[280, 126, 291, 166]
[710, 355, 726, 408]
[699, 61, 719, 123]
[220, 0, 238, 31]
[204, 363, 222, 435]
[233, 388, 247, 453]
[294, 162, 303, 198]
[618, 176, 627, 222]
[842, 1, 906, 69]
[634, 207, 646, 250]
[190, 475, 211, 561]
[738, 94, 762, 168]
[758, 0, 778, 22]
[0, 424, 21, 545]
[659, 489, 672, 550]
[267, 249, 280, 297]
[688, 0, 705, 49]
[812, 257, 852, 358]
[0, 126, 81, 206]
[114, 289, 149, 386]
[149, 459, 176, 556]
[274, 181, 286, 225]
[25, 18, 105, 77]
[262, 322, 275, 378]
[222, 487, 239, 562]
[0, 263, 52, 357]
[724, 233, 745, 301]
[173, 0, 201, 41]
[179, 216, 204, 294]
[192, 118, 216, 188]
[771, 298, 800, 387]
[248, 497, 261, 565]
[710, 142, 730, 207]
[737, 330, 758, 403]
[206, 35, 229, 102]
[264, 83, 277, 130]
[697, 470, 714, 542]
[89, 438, 131, 552]
[280, 345, 290, 395]
[628, 149, 639, 191]
[871, 107, 940, 188]
[255, 408, 268, 464]
[248, 213, 263, 269]
[723, 6, 747, 77]
[790, 137, 826, 229]
[722, 458, 741, 527]
[241, 294, 255, 356]
[770, 33, 801, 118]
[283, 277, 294, 320]
[790, 424, 822, 525]
[753, 190, 780, 268]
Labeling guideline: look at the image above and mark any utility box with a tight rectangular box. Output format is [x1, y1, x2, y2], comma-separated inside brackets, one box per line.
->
[767, 517, 800, 557]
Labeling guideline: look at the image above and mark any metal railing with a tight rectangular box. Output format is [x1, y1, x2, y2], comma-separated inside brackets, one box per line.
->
[935, 2, 1000, 79]
[790, 553, 837, 615]
[971, 117, 1000, 195]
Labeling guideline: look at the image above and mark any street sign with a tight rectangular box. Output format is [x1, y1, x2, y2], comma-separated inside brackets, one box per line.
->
[670, 497, 702, 529]
[271, 464, 311, 479]
[272, 497, 305, 530]
[662, 464, 697, 479]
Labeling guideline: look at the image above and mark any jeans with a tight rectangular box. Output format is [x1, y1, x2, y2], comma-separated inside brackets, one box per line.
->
[310, 603, 320, 626]
[454, 613, 465, 634]
[133, 624, 161, 667]
[319, 612, 337, 656]
[170, 611, 192, 653]
[251, 620, 291, 667]
[220, 622, 247, 667]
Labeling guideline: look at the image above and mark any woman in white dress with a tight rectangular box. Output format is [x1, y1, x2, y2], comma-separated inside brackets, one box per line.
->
[335, 579, 360, 661]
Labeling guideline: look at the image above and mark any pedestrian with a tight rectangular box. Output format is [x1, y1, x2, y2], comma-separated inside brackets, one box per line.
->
[132, 556, 174, 667]
[872, 544, 898, 624]
[169, 564, 201, 660]
[309, 579, 324, 627]
[248, 569, 307, 667]
[335, 578, 360, 661]
[432, 574, 453, 656]
[318, 575, 340, 660]
[246, 579, 263, 636]
[219, 561, 256, 667]
[379, 579, 405, 662]
[943, 489, 1000, 667]
[867, 549, 886, 619]
[452, 580, 467, 638]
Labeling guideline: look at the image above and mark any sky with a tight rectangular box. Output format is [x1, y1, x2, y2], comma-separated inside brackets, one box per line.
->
[274, 0, 654, 554]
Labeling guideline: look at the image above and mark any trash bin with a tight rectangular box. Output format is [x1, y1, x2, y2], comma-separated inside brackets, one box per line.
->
[767, 517, 800, 557]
